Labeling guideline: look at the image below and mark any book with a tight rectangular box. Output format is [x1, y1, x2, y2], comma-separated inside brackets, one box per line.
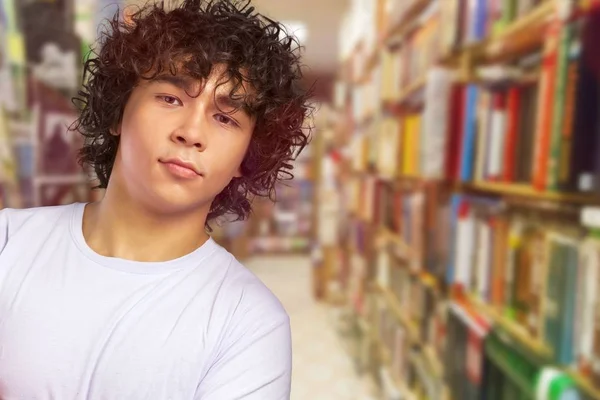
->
[459, 84, 479, 182]
[547, 22, 574, 191]
[502, 87, 521, 182]
[486, 90, 507, 181]
[557, 21, 583, 191]
[532, 19, 561, 191]
[514, 83, 539, 184]
[544, 232, 580, 364]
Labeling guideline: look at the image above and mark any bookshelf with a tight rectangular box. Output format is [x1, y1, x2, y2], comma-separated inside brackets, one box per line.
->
[321, 0, 600, 399]
[462, 181, 600, 206]
[0, 0, 101, 210]
[478, 0, 555, 63]
[384, 0, 432, 42]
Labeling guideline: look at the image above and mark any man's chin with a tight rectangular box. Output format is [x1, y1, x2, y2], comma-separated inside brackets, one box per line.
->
[142, 191, 213, 217]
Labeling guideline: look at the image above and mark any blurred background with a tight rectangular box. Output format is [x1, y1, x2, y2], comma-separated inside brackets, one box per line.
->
[2, 0, 600, 399]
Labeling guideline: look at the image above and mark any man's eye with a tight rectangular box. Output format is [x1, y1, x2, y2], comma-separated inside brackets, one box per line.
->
[215, 114, 238, 127]
[158, 95, 182, 106]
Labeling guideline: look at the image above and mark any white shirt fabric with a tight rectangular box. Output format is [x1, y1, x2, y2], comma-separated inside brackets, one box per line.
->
[0, 203, 291, 400]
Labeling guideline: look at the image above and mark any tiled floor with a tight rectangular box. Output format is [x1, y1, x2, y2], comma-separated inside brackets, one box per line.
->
[245, 255, 378, 400]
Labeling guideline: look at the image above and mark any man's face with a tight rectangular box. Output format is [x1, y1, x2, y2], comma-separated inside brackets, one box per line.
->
[111, 66, 255, 214]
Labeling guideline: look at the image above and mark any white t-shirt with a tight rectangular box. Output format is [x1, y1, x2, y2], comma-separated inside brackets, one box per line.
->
[0, 203, 291, 400]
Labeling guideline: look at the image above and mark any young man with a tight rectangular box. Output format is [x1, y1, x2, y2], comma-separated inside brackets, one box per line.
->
[0, 0, 311, 398]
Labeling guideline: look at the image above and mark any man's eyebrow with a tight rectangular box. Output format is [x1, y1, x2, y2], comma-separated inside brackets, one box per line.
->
[149, 74, 199, 93]
[214, 94, 255, 117]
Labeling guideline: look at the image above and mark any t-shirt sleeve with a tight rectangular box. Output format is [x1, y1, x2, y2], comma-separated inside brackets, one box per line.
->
[0, 208, 11, 255]
[195, 296, 292, 400]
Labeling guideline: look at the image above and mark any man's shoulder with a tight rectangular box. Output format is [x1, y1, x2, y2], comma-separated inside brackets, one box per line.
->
[0, 203, 77, 254]
[0, 203, 76, 231]
[214, 252, 288, 322]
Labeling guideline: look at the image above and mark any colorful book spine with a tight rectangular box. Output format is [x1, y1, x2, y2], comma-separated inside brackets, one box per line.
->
[532, 20, 561, 191]
[547, 23, 574, 191]
[491, 215, 509, 309]
[475, 89, 492, 182]
[577, 208, 600, 382]
[460, 85, 479, 182]
[446, 85, 466, 181]
[557, 22, 582, 191]
[503, 87, 521, 182]
[487, 91, 507, 181]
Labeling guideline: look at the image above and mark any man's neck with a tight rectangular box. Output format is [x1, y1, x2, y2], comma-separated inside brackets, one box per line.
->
[82, 184, 210, 263]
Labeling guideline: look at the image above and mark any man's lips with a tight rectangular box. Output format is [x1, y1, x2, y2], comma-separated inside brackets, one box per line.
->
[159, 158, 203, 179]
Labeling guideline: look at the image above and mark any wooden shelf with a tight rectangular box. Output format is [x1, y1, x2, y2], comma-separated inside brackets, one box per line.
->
[462, 181, 600, 206]
[399, 76, 427, 103]
[374, 336, 392, 365]
[375, 175, 600, 206]
[379, 228, 412, 254]
[359, 49, 380, 84]
[478, 1, 555, 64]
[382, 76, 427, 112]
[566, 369, 600, 400]
[378, 227, 443, 292]
[376, 283, 420, 343]
[423, 345, 444, 379]
[384, 0, 432, 42]
[467, 295, 553, 359]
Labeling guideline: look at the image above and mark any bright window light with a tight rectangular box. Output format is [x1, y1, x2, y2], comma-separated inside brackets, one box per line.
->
[280, 20, 308, 44]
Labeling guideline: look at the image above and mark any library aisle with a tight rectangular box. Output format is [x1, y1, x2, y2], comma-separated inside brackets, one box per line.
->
[246, 255, 378, 400]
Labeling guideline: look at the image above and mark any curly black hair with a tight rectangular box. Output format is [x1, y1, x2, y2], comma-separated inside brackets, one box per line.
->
[71, 0, 312, 227]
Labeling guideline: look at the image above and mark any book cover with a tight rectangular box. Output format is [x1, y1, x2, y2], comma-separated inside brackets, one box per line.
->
[402, 115, 420, 176]
[515, 83, 539, 183]
[411, 191, 425, 273]
[486, 91, 507, 181]
[491, 215, 509, 309]
[460, 84, 479, 182]
[446, 194, 463, 285]
[547, 23, 574, 191]
[474, 88, 492, 182]
[569, 12, 600, 192]
[502, 87, 521, 182]
[576, 233, 600, 381]
[543, 235, 566, 358]
[454, 198, 475, 289]
[446, 85, 466, 181]
[559, 239, 579, 364]
[474, 215, 492, 302]
[544, 232, 580, 364]
[445, 306, 468, 399]
[557, 21, 583, 191]
[532, 20, 561, 191]
[421, 67, 454, 179]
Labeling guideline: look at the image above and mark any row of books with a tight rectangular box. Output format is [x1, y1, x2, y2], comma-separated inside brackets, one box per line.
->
[449, 7, 600, 193]
[345, 0, 549, 88]
[360, 176, 600, 396]
[368, 289, 446, 399]
[362, 262, 589, 399]
[442, 0, 546, 49]
[447, 194, 600, 372]
[345, 0, 556, 120]
[442, 302, 590, 400]
[351, 8, 600, 197]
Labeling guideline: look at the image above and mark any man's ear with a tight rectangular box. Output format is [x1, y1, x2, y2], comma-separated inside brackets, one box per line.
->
[233, 166, 243, 178]
[110, 124, 121, 137]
